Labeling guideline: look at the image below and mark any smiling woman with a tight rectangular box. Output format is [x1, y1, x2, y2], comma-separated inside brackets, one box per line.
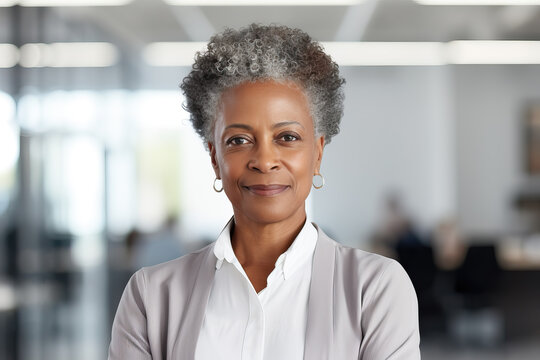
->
[108, 24, 421, 360]
[210, 81, 323, 233]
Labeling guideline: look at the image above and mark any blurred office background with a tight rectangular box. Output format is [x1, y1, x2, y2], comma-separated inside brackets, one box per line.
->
[1, 0, 540, 359]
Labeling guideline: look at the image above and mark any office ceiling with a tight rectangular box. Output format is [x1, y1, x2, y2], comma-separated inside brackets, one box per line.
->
[55, 0, 540, 49]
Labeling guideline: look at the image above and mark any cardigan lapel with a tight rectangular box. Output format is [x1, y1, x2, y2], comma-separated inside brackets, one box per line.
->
[170, 244, 216, 359]
[171, 218, 237, 359]
[304, 225, 336, 360]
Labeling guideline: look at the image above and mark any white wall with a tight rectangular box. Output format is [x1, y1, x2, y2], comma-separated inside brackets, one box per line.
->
[312, 66, 455, 248]
[454, 65, 540, 237]
[312, 63, 540, 248]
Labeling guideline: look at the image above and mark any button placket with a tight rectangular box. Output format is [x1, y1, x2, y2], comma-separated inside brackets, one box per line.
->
[242, 282, 265, 360]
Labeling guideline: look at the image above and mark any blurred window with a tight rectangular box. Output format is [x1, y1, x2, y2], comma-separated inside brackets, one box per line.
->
[16, 90, 233, 244]
[43, 134, 105, 236]
[0, 91, 18, 216]
[132, 91, 232, 241]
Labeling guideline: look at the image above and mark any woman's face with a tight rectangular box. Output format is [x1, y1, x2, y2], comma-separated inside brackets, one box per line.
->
[208, 80, 324, 225]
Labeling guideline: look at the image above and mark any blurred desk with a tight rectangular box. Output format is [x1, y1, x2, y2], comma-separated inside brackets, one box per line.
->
[433, 267, 540, 342]
[498, 269, 540, 340]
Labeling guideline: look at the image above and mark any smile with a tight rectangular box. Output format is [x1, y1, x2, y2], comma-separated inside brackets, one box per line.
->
[244, 184, 290, 197]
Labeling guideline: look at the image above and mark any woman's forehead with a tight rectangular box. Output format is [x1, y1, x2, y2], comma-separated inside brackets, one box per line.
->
[217, 80, 313, 130]
[221, 79, 306, 101]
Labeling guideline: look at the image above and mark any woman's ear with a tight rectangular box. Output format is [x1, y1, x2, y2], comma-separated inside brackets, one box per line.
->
[314, 135, 325, 174]
[208, 141, 221, 179]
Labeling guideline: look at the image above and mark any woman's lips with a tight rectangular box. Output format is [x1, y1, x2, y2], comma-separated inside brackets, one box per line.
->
[244, 184, 289, 196]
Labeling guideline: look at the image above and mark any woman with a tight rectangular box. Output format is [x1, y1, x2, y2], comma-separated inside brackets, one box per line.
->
[109, 24, 420, 360]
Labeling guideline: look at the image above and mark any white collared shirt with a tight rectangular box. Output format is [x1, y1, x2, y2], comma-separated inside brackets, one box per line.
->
[194, 218, 318, 360]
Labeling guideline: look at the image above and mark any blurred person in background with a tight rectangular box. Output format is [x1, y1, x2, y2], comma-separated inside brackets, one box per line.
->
[108, 24, 420, 360]
[432, 217, 466, 271]
[370, 192, 426, 258]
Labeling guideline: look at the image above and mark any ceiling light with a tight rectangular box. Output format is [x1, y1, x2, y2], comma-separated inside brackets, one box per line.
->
[143, 41, 540, 67]
[447, 41, 540, 64]
[19, 42, 118, 68]
[0, 44, 19, 68]
[143, 42, 207, 67]
[414, 0, 540, 5]
[164, 0, 364, 5]
[19, 43, 49, 67]
[321, 42, 446, 66]
[0, 0, 132, 6]
[144, 41, 446, 67]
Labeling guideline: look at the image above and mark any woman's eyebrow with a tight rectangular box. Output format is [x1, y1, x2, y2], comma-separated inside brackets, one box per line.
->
[225, 124, 252, 131]
[272, 121, 304, 129]
[224, 122, 304, 131]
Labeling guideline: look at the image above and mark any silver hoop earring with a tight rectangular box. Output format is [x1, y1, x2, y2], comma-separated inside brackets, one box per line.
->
[213, 178, 223, 193]
[313, 173, 325, 189]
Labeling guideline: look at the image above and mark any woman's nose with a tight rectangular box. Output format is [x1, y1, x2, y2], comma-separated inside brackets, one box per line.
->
[248, 142, 280, 173]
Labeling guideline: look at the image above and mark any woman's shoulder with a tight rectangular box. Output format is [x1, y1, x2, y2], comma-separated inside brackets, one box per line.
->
[316, 227, 412, 295]
[335, 241, 400, 276]
[317, 235, 420, 358]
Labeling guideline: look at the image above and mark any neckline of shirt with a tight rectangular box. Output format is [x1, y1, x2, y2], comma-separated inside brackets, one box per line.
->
[213, 216, 318, 282]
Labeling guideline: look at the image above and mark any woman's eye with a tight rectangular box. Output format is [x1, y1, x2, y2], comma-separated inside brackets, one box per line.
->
[227, 137, 249, 146]
[280, 134, 299, 142]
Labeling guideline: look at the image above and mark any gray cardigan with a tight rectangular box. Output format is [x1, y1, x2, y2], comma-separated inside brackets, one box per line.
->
[108, 224, 421, 359]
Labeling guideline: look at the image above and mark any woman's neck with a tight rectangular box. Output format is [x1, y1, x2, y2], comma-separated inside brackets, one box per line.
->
[231, 207, 307, 274]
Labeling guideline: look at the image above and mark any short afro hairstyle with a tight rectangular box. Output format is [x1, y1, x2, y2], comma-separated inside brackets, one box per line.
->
[180, 23, 345, 148]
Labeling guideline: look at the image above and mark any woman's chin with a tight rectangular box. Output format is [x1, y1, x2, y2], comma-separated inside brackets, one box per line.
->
[235, 204, 305, 226]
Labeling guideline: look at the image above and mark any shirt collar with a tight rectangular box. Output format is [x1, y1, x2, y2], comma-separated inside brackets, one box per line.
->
[213, 217, 236, 270]
[213, 216, 318, 281]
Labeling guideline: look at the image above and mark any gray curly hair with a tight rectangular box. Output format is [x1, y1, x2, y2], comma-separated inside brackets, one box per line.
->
[180, 23, 345, 148]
